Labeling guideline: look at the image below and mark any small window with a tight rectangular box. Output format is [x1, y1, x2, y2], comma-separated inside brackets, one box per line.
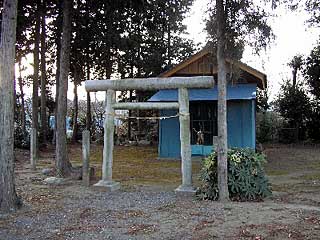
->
[190, 101, 217, 145]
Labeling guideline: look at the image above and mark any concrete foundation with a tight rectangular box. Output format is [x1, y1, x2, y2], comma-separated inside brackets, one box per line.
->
[93, 180, 121, 191]
[175, 185, 197, 198]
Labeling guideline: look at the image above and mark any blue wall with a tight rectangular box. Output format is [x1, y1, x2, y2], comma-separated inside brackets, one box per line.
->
[158, 100, 256, 158]
[159, 110, 181, 158]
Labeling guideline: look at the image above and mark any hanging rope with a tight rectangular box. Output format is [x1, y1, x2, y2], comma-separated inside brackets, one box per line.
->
[106, 112, 189, 120]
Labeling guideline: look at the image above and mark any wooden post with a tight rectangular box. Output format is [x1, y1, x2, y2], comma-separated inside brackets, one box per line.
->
[82, 130, 90, 186]
[93, 89, 120, 191]
[175, 88, 196, 196]
[30, 128, 37, 170]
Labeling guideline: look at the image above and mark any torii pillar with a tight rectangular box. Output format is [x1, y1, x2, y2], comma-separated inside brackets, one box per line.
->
[93, 89, 120, 191]
[175, 87, 196, 196]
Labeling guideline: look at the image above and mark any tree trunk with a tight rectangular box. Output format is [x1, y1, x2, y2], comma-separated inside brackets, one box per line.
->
[216, 0, 230, 202]
[32, 0, 41, 155]
[56, 0, 72, 177]
[86, 63, 91, 131]
[53, 0, 63, 145]
[71, 73, 79, 143]
[292, 68, 297, 90]
[40, 0, 47, 144]
[85, 2, 91, 133]
[0, 0, 20, 212]
[18, 60, 26, 137]
[167, 18, 172, 68]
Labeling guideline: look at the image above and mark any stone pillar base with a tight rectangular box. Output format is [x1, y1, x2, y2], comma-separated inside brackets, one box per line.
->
[93, 180, 120, 191]
[175, 185, 196, 198]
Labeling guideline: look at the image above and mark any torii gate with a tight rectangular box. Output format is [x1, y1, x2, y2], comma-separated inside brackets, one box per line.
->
[85, 76, 214, 196]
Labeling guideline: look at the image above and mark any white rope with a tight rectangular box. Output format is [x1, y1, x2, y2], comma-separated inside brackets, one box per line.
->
[106, 112, 189, 120]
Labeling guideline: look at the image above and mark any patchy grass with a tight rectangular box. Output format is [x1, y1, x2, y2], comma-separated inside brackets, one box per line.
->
[270, 184, 290, 192]
[68, 144, 201, 188]
[264, 144, 320, 174]
[300, 173, 320, 181]
[266, 169, 290, 176]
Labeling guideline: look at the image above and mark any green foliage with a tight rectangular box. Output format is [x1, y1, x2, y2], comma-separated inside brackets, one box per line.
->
[256, 113, 272, 143]
[197, 148, 272, 201]
[256, 88, 270, 113]
[306, 0, 320, 27]
[14, 126, 30, 149]
[256, 112, 283, 143]
[305, 43, 320, 100]
[274, 81, 311, 128]
[306, 100, 320, 142]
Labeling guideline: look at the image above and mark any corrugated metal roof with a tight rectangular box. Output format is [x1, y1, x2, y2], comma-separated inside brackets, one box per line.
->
[148, 84, 256, 102]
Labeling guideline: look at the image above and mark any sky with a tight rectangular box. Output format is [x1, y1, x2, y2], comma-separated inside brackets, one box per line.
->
[183, 0, 320, 99]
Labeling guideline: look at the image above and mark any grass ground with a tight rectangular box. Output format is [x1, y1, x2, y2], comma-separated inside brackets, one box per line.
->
[68, 144, 202, 189]
[1, 143, 320, 239]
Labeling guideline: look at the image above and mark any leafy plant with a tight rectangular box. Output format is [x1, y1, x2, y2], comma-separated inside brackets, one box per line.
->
[197, 148, 272, 201]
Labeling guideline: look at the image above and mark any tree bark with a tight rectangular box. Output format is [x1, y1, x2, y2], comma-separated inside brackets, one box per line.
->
[40, 0, 47, 144]
[86, 63, 91, 131]
[0, 0, 20, 212]
[71, 72, 79, 143]
[292, 68, 297, 90]
[216, 0, 230, 202]
[167, 16, 172, 68]
[56, 0, 72, 177]
[18, 59, 26, 138]
[85, 2, 91, 132]
[32, 0, 41, 155]
[53, 0, 63, 145]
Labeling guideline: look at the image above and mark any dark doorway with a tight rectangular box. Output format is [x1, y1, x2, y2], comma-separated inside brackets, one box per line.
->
[190, 101, 217, 145]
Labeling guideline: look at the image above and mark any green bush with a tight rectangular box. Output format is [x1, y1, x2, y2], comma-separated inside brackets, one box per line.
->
[197, 148, 272, 201]
[14, 125, 30, 149]
[256, 111, 284, 143]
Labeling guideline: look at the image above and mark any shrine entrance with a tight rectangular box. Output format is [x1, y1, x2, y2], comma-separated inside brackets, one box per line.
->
[85, 76, 214, 195]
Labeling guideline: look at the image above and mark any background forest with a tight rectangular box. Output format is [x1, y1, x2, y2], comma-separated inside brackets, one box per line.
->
[1, 0, 196, 148]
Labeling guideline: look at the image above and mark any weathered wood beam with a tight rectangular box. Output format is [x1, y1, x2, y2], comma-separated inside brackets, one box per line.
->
[85, 76, 214, 92]
[112, 102, 179, 110]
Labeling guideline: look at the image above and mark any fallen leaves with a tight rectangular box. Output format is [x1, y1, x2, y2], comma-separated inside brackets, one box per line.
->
[127, 224, 158, 235]
[193, 219, 215, 231]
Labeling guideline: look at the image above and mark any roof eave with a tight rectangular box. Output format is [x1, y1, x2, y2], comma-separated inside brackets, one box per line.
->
[159, 48, 267, 90]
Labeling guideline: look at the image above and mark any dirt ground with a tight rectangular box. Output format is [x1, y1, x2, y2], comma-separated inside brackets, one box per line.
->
[1, 144, 320, 240]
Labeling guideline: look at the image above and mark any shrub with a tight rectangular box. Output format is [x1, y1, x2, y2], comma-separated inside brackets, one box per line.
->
[256, 111, 284, 143]
[307, 101, 320, 142]
[14, 125, 30, 149]
[197, 148, 272, 201]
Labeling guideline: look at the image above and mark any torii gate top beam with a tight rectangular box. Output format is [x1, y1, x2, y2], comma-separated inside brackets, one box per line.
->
[85, 76, 214, 92]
